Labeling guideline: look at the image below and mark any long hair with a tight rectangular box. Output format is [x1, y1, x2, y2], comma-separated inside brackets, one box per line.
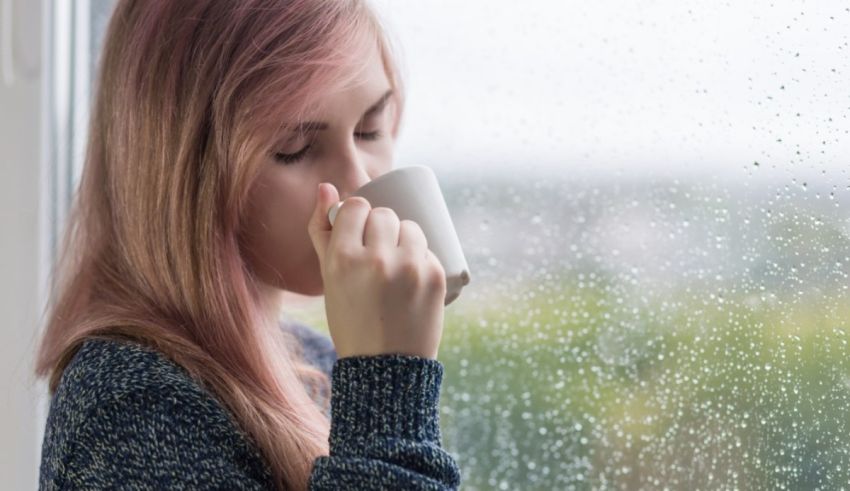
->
[33, 1, 405, 489]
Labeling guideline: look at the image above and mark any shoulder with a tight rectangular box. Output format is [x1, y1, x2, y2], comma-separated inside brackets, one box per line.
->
[40, 338, 272, 488]
[50, 337, 218, 423]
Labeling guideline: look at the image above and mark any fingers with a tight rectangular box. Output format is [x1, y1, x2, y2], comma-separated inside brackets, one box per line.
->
[307, 182, 339, 271]
[311, 188, 427, 271]
[398, 219, 428, 253]
[364, 208, 400, 252]
[328, 197, 371, 252]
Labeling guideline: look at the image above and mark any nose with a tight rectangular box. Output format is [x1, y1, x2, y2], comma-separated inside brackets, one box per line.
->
[332, 141, 373, 201]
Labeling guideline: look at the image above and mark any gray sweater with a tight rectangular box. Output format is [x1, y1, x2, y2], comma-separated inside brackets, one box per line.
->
[38, 320, 462, 489]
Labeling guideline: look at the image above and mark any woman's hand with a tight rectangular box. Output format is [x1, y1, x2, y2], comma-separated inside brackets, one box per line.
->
[307, 182, 447, 359]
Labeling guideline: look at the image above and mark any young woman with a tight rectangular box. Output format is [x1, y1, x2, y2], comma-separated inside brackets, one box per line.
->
[34, 1, 460, 489]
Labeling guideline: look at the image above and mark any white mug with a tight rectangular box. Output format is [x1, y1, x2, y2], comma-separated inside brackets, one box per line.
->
[327, 165, 471, 306]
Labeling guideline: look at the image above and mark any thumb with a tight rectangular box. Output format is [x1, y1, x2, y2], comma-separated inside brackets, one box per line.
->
[307, 182, 340, 269]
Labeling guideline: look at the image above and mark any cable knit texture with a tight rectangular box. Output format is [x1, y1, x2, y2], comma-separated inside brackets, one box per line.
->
[38, 321, 461, 490]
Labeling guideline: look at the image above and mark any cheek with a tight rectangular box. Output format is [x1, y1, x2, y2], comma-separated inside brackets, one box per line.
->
[241, 176, 307, 277]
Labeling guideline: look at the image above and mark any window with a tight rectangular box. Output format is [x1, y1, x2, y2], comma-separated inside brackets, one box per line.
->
[360, 1, 848, 488]
[74, 1, 850, 488]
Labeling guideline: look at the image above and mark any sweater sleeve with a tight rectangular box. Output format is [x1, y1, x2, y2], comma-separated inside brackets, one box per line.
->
[308, 354, 462, 490]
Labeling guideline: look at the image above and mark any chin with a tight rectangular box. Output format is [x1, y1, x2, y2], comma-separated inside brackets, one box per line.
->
[281, 275, 324, 297]
[306, 279, 325, 297]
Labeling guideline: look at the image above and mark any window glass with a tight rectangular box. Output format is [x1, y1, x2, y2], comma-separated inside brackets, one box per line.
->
[89, 0, 115, 80]
[80, 2, 850, 488]
[370, 2, 850, 489]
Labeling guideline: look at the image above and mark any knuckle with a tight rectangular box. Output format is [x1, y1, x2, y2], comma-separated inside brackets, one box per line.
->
[345, 197, 371, 209]
[430, 265, 446, 288]
[367, 252, 391, 275]
[431, 276, 447, 295]
[329, 247, 359, 270]
[371, 206, 395, 216]
[369, 207, 399, 223]
[399, 258, 420, 280]
[426, 255, 446, 287]
[400, 219, 422, 232]
[400, 220, 428, 246]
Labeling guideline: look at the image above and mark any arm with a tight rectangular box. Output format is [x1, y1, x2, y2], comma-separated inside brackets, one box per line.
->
[49, 354, 461, 490]
[308, 354, 462, 490]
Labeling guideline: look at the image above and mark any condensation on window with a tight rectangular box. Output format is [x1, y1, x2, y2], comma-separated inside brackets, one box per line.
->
[441, 173, 850, 489]
[409, 1, 850, 490]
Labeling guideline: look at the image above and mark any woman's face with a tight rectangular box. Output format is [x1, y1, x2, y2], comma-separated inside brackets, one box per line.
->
[241, 44, 397, 299]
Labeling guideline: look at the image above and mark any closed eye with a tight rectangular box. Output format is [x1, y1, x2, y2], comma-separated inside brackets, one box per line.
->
[273, 130, 385, 165]
[356, 129, 383, 141]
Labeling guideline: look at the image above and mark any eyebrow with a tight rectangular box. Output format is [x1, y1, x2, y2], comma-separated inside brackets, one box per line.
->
[288, 89, 394, 133]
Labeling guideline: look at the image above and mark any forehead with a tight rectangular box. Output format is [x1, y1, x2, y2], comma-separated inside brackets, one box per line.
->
[308, 44, 392, 120]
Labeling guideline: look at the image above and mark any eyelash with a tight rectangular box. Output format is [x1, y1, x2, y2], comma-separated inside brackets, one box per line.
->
[273, 130, 384, 165]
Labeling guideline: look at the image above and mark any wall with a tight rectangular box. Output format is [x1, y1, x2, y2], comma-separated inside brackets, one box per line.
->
[0, 0, 47, 488]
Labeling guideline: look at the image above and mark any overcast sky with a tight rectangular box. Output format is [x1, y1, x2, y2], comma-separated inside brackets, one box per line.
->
[371, 0, 850, 181]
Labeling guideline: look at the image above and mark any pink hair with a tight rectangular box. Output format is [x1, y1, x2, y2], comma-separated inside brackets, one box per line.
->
[33, 1, 405, 489]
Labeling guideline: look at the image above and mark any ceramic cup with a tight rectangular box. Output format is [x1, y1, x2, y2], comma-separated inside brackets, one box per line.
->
[327, 165, 471, 306]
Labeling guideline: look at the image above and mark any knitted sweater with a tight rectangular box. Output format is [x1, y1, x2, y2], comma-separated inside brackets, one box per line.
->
[38, 321, 462, 490]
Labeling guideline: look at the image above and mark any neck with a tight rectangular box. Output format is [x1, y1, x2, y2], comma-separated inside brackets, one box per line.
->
[256, 281, 285, 326]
